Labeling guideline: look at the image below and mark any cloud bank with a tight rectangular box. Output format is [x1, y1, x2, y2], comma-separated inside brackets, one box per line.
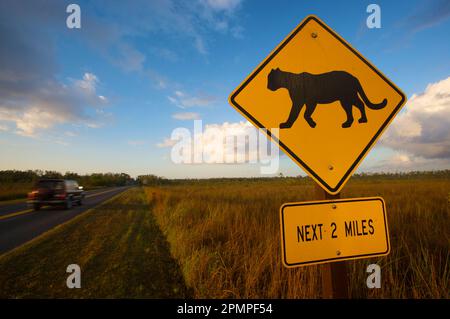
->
[168, 91, 216, 109]
[0, 1, 108, 137]
[377, 76, 450, 171]
[381, 76, 450, 159]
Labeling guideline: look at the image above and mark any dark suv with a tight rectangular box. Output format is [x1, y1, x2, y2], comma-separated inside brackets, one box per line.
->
[27, 179, 85, 210]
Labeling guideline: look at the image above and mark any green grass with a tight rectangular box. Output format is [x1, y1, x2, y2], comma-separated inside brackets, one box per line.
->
[0, 188, 190, 298]
[145, 177, 449, 298]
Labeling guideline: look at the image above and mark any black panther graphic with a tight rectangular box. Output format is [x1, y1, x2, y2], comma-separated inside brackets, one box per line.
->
[267, 68, 387, 128]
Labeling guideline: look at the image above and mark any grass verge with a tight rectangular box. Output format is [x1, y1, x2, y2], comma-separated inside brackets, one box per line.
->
[0, 187, 190, 298]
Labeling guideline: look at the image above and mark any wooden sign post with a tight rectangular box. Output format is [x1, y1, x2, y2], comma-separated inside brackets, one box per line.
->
[316, 186, 349, 298]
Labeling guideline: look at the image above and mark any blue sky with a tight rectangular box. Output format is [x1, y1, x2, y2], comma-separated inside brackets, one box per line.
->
[0, 0, 449, 178]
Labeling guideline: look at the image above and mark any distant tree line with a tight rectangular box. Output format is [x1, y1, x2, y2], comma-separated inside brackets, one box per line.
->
[136, 174, 170, 186]
[350, 170, 450, 180]
[1, 169, 448, 188]
[146, 170, 450, 186]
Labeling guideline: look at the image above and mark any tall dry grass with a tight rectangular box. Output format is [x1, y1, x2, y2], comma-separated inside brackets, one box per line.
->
[144, 177, 449, 298]
[0, 182, 32, 201]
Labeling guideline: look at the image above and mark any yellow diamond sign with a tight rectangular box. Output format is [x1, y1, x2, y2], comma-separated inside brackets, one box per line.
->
[229, 15, 407, 194]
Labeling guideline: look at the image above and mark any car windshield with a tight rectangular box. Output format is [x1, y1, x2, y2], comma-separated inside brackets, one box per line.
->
[36, 180, 64, 190]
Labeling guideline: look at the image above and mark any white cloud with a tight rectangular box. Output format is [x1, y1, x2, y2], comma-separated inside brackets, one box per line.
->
[200, 121, 257, 163]
[366, 152, 450, 172]
[366, 76, 450, 172]
[157, 120, 277, 164]
[74, 72, 99, 94]
[172, 112, 201, 120]
[0, 72, 108, 137]
[157, 121, 255, 158]
[168, 91, 215, 108]
[202, 0, 243, 11]
[0, 124, 8, 132]
[13, 108, 66, 136]
[196, 0, 244, 38]
[0, 5, 111, 137]
[381, 76, 450, 159]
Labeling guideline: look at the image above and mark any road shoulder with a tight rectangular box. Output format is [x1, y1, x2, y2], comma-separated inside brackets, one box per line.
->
[0, 187, 190, 298]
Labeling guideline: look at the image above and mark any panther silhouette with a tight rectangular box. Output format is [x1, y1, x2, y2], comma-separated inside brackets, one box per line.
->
[267, 68, 387, 128]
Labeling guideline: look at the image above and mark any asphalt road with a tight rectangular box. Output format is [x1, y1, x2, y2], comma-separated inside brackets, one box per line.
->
[0, 187, 130, 255]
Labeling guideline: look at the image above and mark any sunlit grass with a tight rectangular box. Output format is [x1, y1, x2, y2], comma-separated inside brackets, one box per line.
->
[0, 176, 447, 298]
[145, 177, 449, 298]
